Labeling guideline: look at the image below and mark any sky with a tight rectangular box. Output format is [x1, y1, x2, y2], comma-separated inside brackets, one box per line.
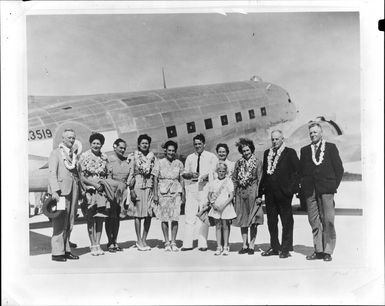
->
[27, 12, 360, 133]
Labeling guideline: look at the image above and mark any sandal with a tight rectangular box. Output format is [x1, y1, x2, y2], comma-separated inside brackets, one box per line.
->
[136, 242, 147, 251]
[214, 247, 223, 256]
[222, 246, 230, 256]
[90, 245, 98, 256]
[170, 242, 179, 252]
[96, 245, 105, 255]
[164, 242, 171, 252]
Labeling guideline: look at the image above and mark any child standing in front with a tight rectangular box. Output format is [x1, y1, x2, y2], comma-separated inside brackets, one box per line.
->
[207, 162, 236, 255]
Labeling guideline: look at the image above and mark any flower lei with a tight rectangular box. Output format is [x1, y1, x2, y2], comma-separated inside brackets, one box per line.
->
[80, 150, 108, 178]
[267, 143, 285, 175]
[58, 143, 77, 171]
[236, 155, 259, 187]
[132, 150, 156, 177]
[311, 139, 326, 166]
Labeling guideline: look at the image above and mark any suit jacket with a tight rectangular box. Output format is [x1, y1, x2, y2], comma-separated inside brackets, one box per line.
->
[48, 148, 79, 196]
[259, 147, 300, 198]
[300, 141, 344, 197]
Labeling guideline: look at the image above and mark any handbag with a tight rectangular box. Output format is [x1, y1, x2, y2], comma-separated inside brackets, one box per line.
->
[196, 205, 215, 226]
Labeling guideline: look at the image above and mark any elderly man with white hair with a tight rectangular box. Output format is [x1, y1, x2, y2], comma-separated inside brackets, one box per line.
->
[259, 130, 300, 259]
[300, 122, 344, 262]
[48, 128, 80, 262]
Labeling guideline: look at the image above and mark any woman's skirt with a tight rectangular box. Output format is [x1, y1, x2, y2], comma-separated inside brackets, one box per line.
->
[80, 188, 110, 221]
[232, 183, 264, 227]
[154, 192, 182, 222]
[129, 187, 154, 218]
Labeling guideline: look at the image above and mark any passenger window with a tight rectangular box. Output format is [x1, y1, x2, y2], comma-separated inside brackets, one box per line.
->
[186, 122, 196, 134]
[235, 112, 242, 122]
[166, 126, 177, 138]
[260, 107, 267, 116]
[220, 115, 228, 126]
[248, 109, 255, 119]
[204, 118, 213, 129]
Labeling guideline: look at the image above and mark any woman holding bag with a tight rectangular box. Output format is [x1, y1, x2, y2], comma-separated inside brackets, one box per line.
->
[232, 138, 264, 255]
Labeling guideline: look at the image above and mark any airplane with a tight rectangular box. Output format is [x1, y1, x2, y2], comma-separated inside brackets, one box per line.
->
[28, 76, 360, 192]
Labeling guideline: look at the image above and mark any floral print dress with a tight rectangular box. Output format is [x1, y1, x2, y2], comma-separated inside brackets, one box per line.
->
[127, 150, 159, 218]
[232, 154, 264, 227]
[78, 149, 109, 219]
[155, 158, 184, 222]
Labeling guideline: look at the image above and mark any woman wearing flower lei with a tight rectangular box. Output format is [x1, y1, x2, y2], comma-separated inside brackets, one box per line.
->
[127, 134, 159, 251]
[78, 132, 109, 256]
[232, 138, 264, 255]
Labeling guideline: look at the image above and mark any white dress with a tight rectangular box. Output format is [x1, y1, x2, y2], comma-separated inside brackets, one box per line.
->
[207, 177, 236, 220]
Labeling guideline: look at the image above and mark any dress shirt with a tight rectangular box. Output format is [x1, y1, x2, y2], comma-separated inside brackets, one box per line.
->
[184, 150, 218, 185]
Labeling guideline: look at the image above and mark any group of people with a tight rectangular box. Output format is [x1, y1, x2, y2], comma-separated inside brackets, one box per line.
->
[47, 121, 343, 263]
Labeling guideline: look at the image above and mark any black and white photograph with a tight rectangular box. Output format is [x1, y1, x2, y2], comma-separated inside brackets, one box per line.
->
[2, 1, 384, 305]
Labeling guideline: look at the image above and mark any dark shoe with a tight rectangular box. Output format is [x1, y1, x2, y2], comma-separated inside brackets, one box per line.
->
[238, 247, 249, 255]
[181, 247, 193, 251]
[52, 255, 67, 262]
[198, 247, 208, 252]
[247, 248, 255, 255]
[279, 251, 291, 258]
[323, 253, 332, 261]
[306, 252, 324, 260]
[65, 252, 79, 260]
[261, 248, 279, 256]
[114, 244, 123, 252]
[69, 241, 77, 248]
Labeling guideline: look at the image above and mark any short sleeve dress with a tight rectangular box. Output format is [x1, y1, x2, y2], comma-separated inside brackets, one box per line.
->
[207, 177, 236, 220]
[127, 150, 159, 218]
[106, 154, 134, 218]
[78, 149, 109, 219]
[232, 154, 264, 227]
[155, 158, 184, 222]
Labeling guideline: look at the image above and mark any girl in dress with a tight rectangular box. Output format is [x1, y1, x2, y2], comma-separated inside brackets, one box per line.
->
[207, 162, 236, 256]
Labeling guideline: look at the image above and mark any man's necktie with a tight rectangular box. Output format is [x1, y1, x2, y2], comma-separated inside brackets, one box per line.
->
[196, 153, 201, 173]
[69, 149, 73, 160]
[315, 144, 321, 159]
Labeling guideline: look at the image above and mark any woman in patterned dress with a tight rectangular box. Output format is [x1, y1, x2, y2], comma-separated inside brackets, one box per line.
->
[78, 132, 109, 256]
[154, 140, 185, 252]
[105, 138, 134, 253]
[232, 138, 264, 255]
[128, 134, 159, 251]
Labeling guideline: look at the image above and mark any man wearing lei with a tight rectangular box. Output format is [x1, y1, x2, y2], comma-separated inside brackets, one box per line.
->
[300, 122, 344, 262]
[259, 130, 300, 259]
[47, 129, 80, 262]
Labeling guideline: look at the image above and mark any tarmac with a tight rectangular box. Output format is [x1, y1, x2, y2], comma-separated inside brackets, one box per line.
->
[23, 181, 384, 304]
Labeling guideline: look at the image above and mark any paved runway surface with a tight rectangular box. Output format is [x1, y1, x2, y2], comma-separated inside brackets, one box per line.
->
[22, 181, 384, 304]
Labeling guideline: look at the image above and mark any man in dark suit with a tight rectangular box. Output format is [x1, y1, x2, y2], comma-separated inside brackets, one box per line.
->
[300, 122, 344, 262]
[259, 130, 300, 258]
